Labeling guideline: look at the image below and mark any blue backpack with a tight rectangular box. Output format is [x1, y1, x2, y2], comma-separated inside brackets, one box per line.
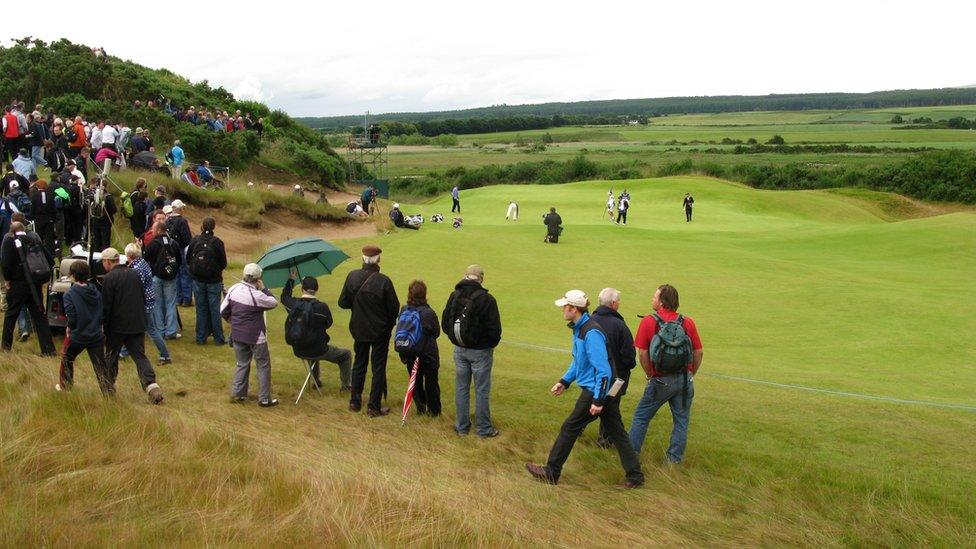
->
[394, 306, 424, 353]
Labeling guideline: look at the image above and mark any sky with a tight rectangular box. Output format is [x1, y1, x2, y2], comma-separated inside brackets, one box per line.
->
[10, 0, 974, 117]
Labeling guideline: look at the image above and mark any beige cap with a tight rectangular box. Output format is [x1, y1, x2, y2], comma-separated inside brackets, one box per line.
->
[171, 199, 185, 209]
[555, 289, 588, 308]
[243, 263, 263, 278]
[101, 247, 120, 261]
[464, 264, 484, 281]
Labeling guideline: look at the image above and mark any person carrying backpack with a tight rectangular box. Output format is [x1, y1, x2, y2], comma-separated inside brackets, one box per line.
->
[143, 221, 183, 340]
[186, 217, 227, 345]
[395, 280, 441, 416]
[628, 284, 704, 464]
[525, 290, 643, 488]
[441, 264, 501, 437]
[0, 221, 56, 355]
[281, 270, 352, 392]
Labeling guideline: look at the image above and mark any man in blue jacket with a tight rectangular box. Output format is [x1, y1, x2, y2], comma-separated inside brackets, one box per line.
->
[57, 260, 114, 394]
[525, 290, 643, 487]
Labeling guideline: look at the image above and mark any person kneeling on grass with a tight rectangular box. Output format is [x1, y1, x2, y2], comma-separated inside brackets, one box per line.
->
[57, 260, 114, 395]
[281, 270, 352, 392]
[221, 263, 280, 407]
[525, 290, 644, 488]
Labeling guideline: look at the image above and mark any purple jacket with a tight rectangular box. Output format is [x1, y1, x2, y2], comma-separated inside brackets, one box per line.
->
[220, 282, 278, 345]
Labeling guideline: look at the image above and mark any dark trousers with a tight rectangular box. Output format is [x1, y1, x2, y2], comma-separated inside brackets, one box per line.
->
[105, 331, 156, 390]
[59, 334, 114, 394]
[1, 138, 17, 163]
[35, 219, 56, 258]
[685, 207, 693, 222]
[91, 221, 111, 255]
[65, 209, 83, 245]
[616, 210, 628, 224]
[598, 371, 630, 443]
[404, 355, 441, 416]
[2, 279, 55, 354]
[545, 389, 644, 484]
[452, 198, 460, 213]
[351, 337, 389, 411]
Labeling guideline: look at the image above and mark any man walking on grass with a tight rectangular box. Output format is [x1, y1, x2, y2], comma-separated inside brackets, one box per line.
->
[57, 260, 114, 394]
[525, 290, 643, 487]
[338, 245, 399, 417]
[628, 284, 703, 464]
[591, 288, 637, 449]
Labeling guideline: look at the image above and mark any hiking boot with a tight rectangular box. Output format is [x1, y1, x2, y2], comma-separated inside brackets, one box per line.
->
[478, 427, 500, 439]
[18, 332, 30, 342]
[349, 402, 361, 412]
[146, 383, 164, 405]
[258, 399, 279, 408]
[525, 463, 557, 485]
[366, 407, 390, 418]
[595, 437, 614, 449]
[618, 479, 643, 489]
[230, 395, 247, 403]
[158, 357, 172, 365]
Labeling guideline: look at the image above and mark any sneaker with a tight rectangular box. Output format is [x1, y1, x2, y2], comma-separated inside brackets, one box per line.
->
[258, 399, 279, 408]
[595, 437, 614, 449]
[525, 463, 557, 485]
[618, 479, 643, 489]
[146, 383, 164, 405]
[230, 395, 247, 403]
[478, 427, 501, 439]
[195, 340, 206, 346]
[158, 357, 172, 365]
[54, 383, 64, 392]
[454, 427, 469, 436]
[366, 407, 390, 418]
[349, 402, 362, 412]
[18, 332, 30, 342]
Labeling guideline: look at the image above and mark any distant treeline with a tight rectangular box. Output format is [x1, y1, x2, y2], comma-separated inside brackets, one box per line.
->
[393, 150, 976, 204]
[892, 115, 976, 129]
[299, 88, 976, 129]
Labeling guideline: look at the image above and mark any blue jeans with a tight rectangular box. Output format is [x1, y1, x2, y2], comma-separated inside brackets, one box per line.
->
[192, 281, 224, 343]
[31, 145, 47, 170]
[145, 309, 170, 359]
[454, 347, 495, 435]
[18, 308, 31, 334]
[177, 264, 192, 305]
[152, 276, 179, 338]
[629, 373, 694, 463]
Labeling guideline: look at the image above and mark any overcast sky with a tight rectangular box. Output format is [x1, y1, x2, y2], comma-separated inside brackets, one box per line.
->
[12, 0, 974, 117]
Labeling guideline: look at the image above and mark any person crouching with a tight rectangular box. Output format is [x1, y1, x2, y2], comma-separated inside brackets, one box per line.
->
[221, 263, 280, 407]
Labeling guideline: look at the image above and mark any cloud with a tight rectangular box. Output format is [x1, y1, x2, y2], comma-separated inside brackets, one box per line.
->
[231, 76, 270, 103]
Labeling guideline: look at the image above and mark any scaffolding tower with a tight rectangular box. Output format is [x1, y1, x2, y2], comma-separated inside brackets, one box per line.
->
[345, 112, 388, 195]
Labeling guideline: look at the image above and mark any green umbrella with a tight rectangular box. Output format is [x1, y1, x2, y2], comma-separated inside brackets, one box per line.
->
[256, 237, 350, 289]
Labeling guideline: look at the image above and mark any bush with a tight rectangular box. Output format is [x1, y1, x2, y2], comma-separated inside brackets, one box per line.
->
[766, 134, 786, 145]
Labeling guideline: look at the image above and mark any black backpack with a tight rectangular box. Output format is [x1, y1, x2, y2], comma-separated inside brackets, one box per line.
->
[449, 289, 486, 347]
[153, 236, 179, 280]
[188, 235, 221, 280]
[65, 126, 77, 142]
[285, 300, 316, 348]
[16, 235, 52, 283]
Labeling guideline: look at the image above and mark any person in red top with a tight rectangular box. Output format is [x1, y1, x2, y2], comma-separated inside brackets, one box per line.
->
[628, 284, 703, 464]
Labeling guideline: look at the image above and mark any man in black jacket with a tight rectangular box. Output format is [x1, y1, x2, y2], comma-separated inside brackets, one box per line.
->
[57, 260, 114, 394]
[29, 179, 57, 257]
[100, 247, 164, 404]
[281, 271, 351, 391]
[143, 222, 183, 339]
[591, 287, 637, 448]
[442, 264, 502, 437]
[166, 199, 193, 307]
[186, 216, 227, 345]
[337, 244, 399, 417]
[85, 178, 116, 254]
[543, 207, 562, 243]
[0, 221, 56, 355]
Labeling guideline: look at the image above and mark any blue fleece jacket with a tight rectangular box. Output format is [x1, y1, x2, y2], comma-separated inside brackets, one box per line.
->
[559, 313, 613, 405]
[64, 283, 104, 344]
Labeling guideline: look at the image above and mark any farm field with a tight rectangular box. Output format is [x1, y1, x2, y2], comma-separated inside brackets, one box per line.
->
[2, 177, 974, 546]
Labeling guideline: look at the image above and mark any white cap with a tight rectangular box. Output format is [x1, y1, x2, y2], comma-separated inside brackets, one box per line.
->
[8, 181, 18, 189]
[555, 289, 588, 308]
[247, 181, 254, 187]
[162, 205, 173, 215]
[294, 184, 301, 190]
[243, 263, 263, 278]
[171, 199, 185, 209]
[392, 203, 400, 209]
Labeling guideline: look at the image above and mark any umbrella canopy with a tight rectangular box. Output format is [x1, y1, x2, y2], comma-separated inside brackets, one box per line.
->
[255, 237, 350, 288]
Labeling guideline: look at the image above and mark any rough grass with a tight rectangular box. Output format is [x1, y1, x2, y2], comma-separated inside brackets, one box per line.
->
[1, 177, 974, 546]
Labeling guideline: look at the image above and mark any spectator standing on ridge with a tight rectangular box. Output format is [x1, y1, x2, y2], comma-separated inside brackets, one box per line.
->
[221, 263, 280, 407]
[126, 243, 171, 366]
[168, 140, 184, 179]
[101, 247, 165, 404]
[281, 270, 352, 391]
[628, 284, 704, 464]
[395, 280, 442, 416]
[129, 179, 148, 239]
[591, 287, 637, 448]
[67, 116, 87, 156]
[451, 185, 460, 213]
[442, 264, 502, 437]
[683, 192, 695, 222]
[338, 244, 400, 417]
[525, 290, 644, 487]
[57, 260, 114, 394]
[1, 221, 56, 355]
[186, 216, 227, 345]
[165, 199, 193, 307]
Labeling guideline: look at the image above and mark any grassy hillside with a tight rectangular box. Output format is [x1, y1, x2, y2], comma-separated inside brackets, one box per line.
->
[2, 177, 974, 545]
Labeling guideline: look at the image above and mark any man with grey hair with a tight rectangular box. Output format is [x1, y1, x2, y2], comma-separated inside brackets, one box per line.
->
[221, 263, 280, 407]
[125, 243, 171, 365]
[338, 245, 400, 416]
[442, 264, 502, 437]
[591, 287, 637, 448]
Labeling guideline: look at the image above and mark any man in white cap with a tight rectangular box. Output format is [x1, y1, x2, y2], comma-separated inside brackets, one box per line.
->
[221, 263, 280, 407]
[388, 203, 418, 231]
[525, 289, 643, 487]
[293, 184, 304, 198]
[165, 199, 193, 307]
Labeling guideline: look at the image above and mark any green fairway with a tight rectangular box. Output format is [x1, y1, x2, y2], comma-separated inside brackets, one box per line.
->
[2, 177, 974, 545]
